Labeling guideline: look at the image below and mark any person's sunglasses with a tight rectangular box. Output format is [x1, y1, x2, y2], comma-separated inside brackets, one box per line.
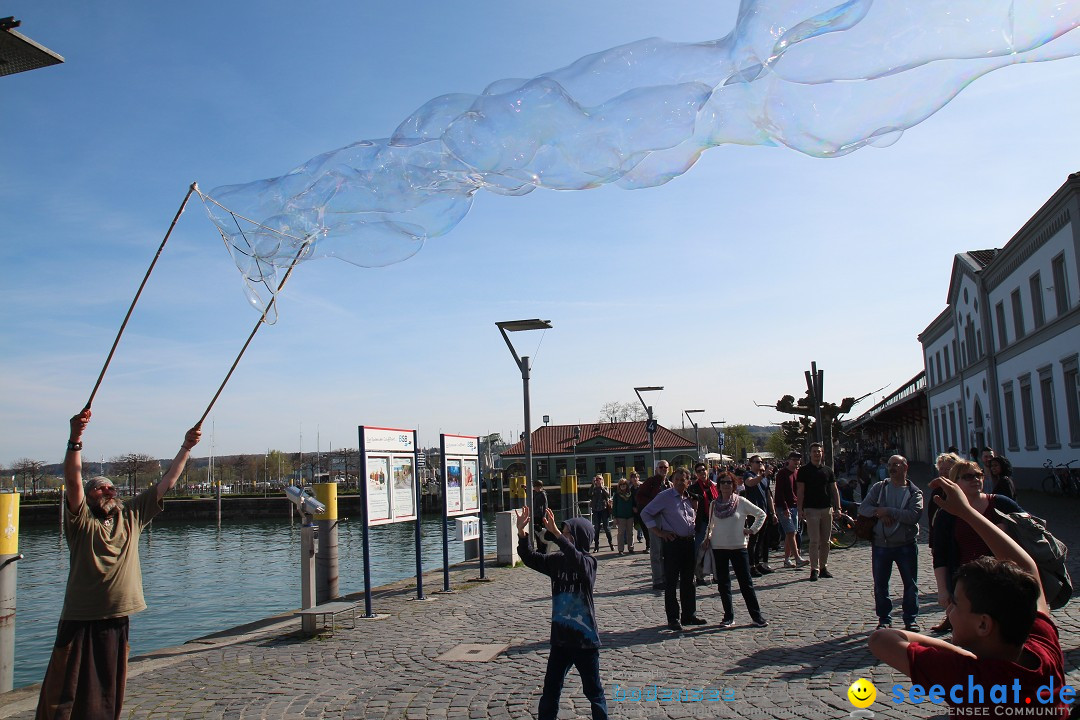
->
[960, 472, 982, 481]
[717, 480, 733, 485]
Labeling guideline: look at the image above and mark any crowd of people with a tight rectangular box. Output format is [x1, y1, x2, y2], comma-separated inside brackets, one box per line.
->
[46, 403, 1067, 720]
[520, 442, 1068, 719]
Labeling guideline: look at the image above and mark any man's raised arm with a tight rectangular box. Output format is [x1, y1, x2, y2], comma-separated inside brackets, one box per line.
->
[64, 409, 91, 514]
[156, 426, 202, 502]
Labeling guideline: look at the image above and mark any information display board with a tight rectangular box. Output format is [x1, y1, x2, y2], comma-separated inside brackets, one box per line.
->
[360, 426, 417, 526]
[442, 434, 480, 518]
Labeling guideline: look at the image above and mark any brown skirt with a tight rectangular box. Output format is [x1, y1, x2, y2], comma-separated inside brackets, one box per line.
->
[36, 617, 130, 720]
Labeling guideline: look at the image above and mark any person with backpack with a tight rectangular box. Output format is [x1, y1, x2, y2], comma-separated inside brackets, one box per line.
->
[929, 459, 1021, 634]
[858, 455, 924, 631]
[868, 474, 1068, 719]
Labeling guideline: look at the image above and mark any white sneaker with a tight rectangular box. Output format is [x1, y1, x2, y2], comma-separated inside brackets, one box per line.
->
[796, 558, 810, 567]
[783, 559, 795, 569]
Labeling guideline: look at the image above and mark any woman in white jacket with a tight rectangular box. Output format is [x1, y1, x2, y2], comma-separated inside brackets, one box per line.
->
[702, 472, 769, 628]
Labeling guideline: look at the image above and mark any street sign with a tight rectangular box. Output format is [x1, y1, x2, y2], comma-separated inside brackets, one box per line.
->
[646, 419, 658, 434]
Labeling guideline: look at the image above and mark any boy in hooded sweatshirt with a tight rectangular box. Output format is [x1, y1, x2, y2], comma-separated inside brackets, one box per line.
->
[517, 506, 609, 720]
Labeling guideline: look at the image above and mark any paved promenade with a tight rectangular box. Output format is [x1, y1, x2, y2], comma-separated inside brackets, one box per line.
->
[4, 480, 1080, 719]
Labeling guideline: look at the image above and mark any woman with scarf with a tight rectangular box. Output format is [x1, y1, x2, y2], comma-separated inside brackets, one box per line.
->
[701, 470, 769, 628]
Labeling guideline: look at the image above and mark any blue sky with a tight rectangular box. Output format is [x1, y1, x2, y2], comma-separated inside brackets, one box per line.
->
[3, 2, 1080, 465]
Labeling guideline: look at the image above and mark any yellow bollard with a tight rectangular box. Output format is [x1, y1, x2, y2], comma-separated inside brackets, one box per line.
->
[0, 492, 20, 692]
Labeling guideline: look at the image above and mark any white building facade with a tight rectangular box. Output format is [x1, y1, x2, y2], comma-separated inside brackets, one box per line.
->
[919, 172, 1080, 484]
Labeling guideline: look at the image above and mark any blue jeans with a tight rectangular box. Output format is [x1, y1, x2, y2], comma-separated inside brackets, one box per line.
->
[538, 645, 608, 720]
[872, 542, 919, 625]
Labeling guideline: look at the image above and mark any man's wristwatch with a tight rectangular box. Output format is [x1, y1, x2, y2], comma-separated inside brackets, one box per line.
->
[67, 440, 83, 452]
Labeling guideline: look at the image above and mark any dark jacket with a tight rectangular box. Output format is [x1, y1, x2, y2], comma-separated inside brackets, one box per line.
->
[931, 494, 1022, 574]
[518, 517, 600, 649]
[634, 474, 668, 512]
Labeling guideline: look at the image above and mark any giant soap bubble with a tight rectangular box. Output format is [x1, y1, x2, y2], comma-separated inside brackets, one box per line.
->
[202, 0, 1080, 318]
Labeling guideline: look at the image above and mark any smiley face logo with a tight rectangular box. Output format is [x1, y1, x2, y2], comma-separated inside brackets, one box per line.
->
[848, 678, 877, 708]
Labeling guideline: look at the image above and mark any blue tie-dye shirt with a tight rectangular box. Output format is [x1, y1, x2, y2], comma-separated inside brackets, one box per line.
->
[519, 517, 599, 648]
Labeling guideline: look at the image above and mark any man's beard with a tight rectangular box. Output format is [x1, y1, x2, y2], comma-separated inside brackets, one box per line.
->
[89, 495, 124, 520]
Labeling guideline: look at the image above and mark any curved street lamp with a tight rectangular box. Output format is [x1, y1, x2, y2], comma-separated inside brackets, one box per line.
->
[634, 386, 664, 470]
[497, 319, 553, 549]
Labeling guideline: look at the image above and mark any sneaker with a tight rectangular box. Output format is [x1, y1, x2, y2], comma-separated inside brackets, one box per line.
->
[796, 558, 811, 567]
[783, 559, 795, 569]
[819, 567, 834, 579]
[718, 617, 734, 628]
[667, 620, 683, 632]
[682, 616, 708, 626]
[809, 570, 819, 581]
[876, 621, 892, 630]
[750, 567, 762, 578]
[905, 622, 921, 632]
[751, 616, 769, 628]
[758, 564, 775, 574]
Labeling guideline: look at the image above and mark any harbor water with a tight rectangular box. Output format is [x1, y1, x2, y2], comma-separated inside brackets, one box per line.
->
[12, 514, 498, 690]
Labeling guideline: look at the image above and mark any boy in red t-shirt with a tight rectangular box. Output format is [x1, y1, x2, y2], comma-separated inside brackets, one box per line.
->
[868, 476, 1068, 718]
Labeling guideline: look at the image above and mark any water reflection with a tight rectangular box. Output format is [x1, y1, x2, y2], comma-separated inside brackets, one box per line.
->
[14, 515, 497, 689]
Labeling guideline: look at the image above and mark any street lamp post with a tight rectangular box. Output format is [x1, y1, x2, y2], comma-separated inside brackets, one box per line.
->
[684, 409, 704, 461]
[711, 420, 726, 463]
[634, 386, 664, 471]
[497, 319, 553, 549]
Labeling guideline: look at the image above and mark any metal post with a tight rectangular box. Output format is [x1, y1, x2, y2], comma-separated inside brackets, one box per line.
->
[300, 520, 316, 633]
[313, 482, 339, 603]
[0, 492, 21, 693]
[521, 355, 535, 549]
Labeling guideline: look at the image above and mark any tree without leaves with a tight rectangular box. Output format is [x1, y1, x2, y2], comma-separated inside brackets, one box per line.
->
[110, 453, 160, 494]
[12, 458, 46, 496]
[598, 401, 646, 424]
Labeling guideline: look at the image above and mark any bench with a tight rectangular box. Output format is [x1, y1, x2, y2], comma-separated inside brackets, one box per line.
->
[294, 601, 359, 633]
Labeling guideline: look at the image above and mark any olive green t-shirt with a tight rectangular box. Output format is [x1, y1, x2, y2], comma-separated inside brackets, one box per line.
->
[60, 487, 162, 621]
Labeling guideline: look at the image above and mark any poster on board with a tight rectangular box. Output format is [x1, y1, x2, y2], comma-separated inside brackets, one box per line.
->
[462, 458, 479, 513]
[361, 426, 417, 526]
[442, 434, 479, 518]
[392, 457, 416, 519]
[445, 459, 462, 514]
[367, 456, 390, 523]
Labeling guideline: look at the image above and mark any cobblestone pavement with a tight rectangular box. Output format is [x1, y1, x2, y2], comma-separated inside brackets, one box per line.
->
[5, 481, 1080, 719]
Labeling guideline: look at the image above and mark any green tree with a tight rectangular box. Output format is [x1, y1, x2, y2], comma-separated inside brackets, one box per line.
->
[765, 430, 790, 459]
[723, 425, 756, 461]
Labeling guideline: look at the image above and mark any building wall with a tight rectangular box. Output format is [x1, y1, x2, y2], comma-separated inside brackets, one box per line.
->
[920, 175, 1080, 485]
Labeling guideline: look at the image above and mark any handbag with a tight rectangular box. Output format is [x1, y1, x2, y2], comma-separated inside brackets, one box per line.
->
[854, 513, 877, 541]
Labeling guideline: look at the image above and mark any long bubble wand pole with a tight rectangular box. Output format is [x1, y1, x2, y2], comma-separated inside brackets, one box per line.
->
[83, 182, 199, 411]
[195, 237, 313, 428]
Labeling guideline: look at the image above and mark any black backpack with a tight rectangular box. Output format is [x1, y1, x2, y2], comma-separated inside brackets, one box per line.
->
[993, 510, 1072, 610]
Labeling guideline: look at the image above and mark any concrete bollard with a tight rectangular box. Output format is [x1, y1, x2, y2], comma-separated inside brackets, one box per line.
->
[496, 510, 520, 566]
[313, 482, 339, 603]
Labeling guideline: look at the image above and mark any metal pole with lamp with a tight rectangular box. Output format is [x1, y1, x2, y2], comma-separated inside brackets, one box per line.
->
[497, 319, 552, 550]
[711, 421, 726, 465]
[684, 409, 704, 461]
[634, 386, 664, 471]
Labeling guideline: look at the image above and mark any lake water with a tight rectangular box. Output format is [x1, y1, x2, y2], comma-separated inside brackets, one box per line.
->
[12, 514, 498, 690]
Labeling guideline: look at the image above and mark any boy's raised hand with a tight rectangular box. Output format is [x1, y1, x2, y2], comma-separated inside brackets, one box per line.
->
[542, 508, 560, 536]
[516, 506, 531, 533]
[929, 476, 972, 516]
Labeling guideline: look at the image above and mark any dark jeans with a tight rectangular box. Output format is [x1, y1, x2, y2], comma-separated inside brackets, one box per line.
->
[711, 548, 763, 621]
[872, 542, 919, 625]
[747, 525, 771, 567]
[662, 537, 697, 622]
[538, 646, 608, 720]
